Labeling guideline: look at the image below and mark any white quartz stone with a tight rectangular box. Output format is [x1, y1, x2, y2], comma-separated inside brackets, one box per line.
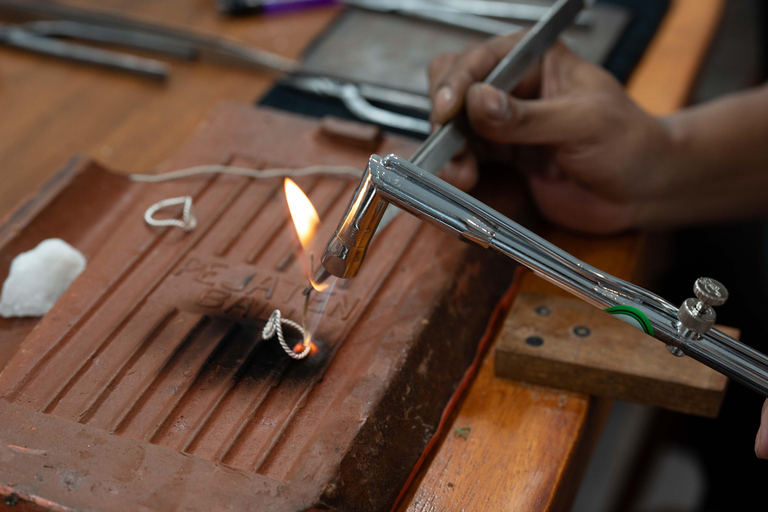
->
[0, 238, 86, 318]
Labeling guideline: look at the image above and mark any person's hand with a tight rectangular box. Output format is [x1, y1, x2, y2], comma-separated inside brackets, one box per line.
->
[756, 399, 768, 459]
[428, 34, 679, 234]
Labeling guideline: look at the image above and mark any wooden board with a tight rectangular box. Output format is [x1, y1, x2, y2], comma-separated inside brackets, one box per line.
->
[495, 292, 730, 417]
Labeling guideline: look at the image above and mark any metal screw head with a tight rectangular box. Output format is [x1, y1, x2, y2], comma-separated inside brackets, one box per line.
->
[677, 297, 716, 333]
[666, 344, 685, 357]
[693, 277, 728, 307]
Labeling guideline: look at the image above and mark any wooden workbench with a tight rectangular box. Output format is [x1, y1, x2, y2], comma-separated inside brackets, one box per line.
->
[0, 1, 725, 510]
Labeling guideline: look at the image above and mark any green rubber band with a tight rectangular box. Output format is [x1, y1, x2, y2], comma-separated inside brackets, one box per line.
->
[604, 305, 654, 336]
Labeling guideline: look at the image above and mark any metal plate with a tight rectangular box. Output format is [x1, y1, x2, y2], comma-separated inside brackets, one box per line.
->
[299, 2, 630, 96]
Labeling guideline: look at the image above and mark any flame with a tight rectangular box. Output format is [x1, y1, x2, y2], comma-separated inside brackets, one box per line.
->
[310, 276, 328, 293]
[284, 178, 320, 250]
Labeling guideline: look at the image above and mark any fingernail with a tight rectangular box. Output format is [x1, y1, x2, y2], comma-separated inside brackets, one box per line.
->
[484, 87, 510, 121]
[433, 86, 454, 117]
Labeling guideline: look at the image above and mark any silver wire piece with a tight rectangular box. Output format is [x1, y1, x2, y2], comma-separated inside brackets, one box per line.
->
[144, 196, 197, 231]
[262, 309, 311, 360]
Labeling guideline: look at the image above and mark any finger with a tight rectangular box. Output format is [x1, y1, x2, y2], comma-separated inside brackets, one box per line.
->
[465, 83, 593, 145]
[512, 59, 542, 100]
[431, 33, 527, 124]
[528, 175, 636, 234]
[429, 52, 458, 99]
[755, 399, 768, 459]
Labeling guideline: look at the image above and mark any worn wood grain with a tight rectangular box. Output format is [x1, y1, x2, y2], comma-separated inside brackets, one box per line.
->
[495, 291, 731, 417]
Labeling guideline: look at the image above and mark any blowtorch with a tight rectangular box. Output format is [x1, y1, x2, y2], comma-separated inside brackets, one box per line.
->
[311, 0, 768, 397]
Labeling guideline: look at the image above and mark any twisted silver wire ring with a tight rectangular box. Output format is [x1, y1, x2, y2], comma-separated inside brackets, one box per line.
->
[262, 310, 311, 360]
[144, 196, 197, 231]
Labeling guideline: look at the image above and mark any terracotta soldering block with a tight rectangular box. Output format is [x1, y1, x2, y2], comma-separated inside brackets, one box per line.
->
[0, 104, 515, 512]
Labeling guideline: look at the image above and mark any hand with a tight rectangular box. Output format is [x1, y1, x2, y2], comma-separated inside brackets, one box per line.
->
[428, 34, 679, 234]
[756, 399, 768, 459]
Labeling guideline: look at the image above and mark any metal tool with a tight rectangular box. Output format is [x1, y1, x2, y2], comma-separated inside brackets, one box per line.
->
[0, 22, 170, 80]
[281, 75, 431, 133]
[318, 153, 768, 397]
[411, 0, 585, 173]
[19, 20, 198, 60]
[299, 4, 628, 97]
[0, 0, 298, 73]
[313, 0, 768, 395]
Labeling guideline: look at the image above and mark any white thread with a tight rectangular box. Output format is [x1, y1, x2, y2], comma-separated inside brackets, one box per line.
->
[136, 164, 361, 231]
[262, 309, 311, 359]
[130, 164, 361, 183]
[144, 196, 197, 231]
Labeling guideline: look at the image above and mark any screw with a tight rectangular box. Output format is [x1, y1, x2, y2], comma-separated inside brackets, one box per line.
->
[572, 326, 591, 338]
[694, 277, 728, 307]
[677, 278, 729, 334]
[525, 336, 544, 347]
[666, 344, 685, 357]
[535, 305, 552, 317]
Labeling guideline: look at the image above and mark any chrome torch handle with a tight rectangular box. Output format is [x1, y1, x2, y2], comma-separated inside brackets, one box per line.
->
[364, 154, 768, 397]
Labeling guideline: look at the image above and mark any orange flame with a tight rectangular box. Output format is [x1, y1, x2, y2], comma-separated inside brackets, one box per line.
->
[284, 178, 328, 293]
[284, 178, 320, 250]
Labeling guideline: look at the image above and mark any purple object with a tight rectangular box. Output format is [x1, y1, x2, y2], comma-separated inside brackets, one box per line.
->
[218, 0, 336, 16]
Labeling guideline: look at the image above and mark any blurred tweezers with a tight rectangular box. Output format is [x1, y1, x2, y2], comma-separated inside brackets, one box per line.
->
[281, 76, 431, 134]
[0, 0, 298, 75]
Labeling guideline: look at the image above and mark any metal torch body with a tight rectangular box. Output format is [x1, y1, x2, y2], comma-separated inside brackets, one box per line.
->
[320, 154, 768, 397]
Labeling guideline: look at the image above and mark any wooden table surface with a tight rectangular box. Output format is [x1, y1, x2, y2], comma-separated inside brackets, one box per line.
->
[0, 0, 725, 510]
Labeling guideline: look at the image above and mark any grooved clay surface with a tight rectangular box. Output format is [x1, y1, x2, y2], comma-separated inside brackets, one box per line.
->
[0, 104, 514, 512]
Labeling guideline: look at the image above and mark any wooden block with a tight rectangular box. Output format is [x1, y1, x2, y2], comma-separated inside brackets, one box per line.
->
[494, 291, 730, 417]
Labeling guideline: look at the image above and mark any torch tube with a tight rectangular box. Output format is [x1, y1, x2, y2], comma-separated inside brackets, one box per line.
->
[321, 154, 768, 397]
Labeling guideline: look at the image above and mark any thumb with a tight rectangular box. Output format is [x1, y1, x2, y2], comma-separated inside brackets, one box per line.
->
[465, 83, 591, 145]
